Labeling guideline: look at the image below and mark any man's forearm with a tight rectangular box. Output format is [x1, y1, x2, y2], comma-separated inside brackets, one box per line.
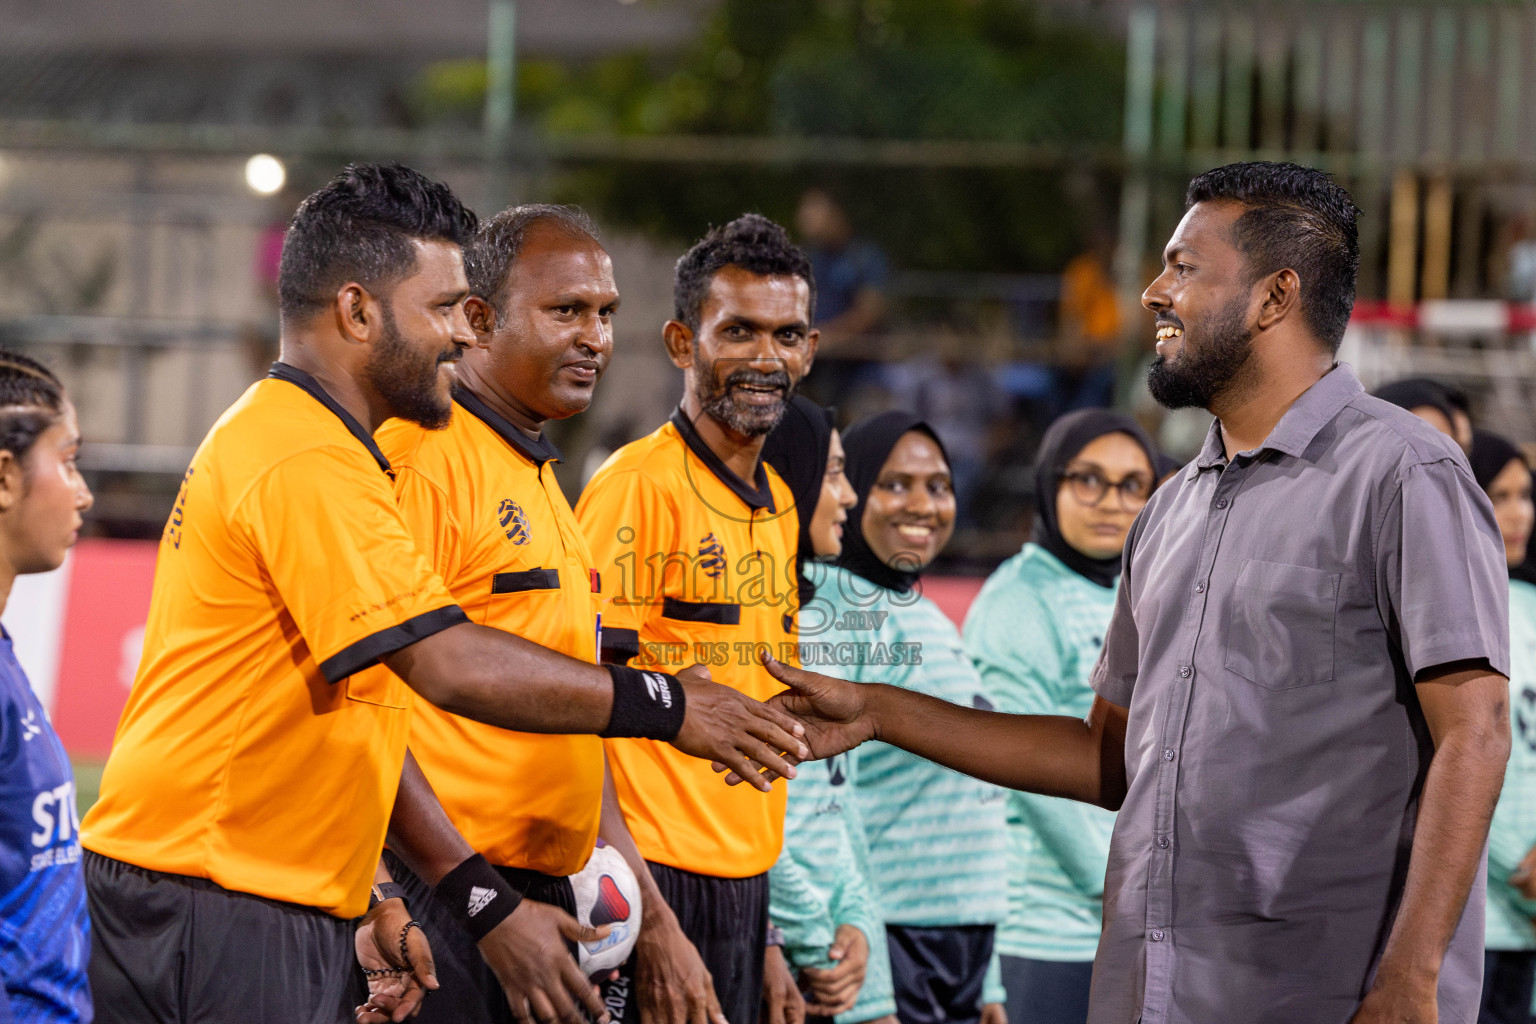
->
[864, 685, 1127, 808]
[1375, 706, 1509, 986]
[384, 622, 615, 735]
[385, 749, 478, 886]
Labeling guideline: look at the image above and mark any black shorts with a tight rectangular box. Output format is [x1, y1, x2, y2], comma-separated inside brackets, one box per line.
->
[85, 850, 363, 1024]
[383, 849, 577, 1024]
[604, 863, 767, 1024]
[885, 923, 996, 1024]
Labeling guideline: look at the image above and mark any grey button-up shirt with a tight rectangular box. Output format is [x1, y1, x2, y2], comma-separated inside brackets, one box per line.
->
[1090, 364, 1510, 1024]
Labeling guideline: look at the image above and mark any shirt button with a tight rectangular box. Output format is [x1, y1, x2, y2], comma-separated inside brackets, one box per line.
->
[1150, 929, 1165, 942]
[1215, 498, 1229, 509]
[1194, 582, 1205, 593]
[1157, 835, 1170, 849]
[1163, 748, 1176, 761]
[1178, 665, 1191, 678]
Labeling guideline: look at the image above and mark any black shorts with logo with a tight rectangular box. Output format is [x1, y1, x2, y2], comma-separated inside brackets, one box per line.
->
[603, 863, 768, 1024]
[383, 849, 577, 1024]
[85, 850, 363, 1024]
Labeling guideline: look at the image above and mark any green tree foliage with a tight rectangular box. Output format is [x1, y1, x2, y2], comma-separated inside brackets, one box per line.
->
[415, 0, 1126, 272]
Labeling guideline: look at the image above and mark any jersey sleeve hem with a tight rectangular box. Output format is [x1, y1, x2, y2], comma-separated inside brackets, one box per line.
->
[320, 604, 469, 684]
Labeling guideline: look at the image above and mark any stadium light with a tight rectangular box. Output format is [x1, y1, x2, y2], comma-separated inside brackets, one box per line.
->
[244, 154, 286, 196]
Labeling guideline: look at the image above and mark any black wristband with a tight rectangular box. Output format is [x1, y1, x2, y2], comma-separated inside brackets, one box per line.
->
[434, 854, 521, 942]
[368, 881, 408, 911]
[601, 664, 687, 741]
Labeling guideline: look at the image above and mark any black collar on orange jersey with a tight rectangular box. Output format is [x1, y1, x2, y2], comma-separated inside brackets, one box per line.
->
[453, 385, 563, 466]
[265, 362, 392, 476]
[668, 407, 777, 513]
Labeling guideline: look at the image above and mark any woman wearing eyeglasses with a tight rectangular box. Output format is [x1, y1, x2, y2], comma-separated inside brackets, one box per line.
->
[962, 409, 1158, 1024]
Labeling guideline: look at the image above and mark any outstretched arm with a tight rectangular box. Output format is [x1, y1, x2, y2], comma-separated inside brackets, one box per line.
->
[384, 632, 806, 793]
[759, 654, 1129, 810]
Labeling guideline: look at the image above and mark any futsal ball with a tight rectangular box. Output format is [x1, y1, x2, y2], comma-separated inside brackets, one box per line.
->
[571, 838, 642, 978]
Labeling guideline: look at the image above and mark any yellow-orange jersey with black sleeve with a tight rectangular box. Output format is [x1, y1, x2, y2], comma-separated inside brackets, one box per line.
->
[370, 386, 603, 877]
[575, 408, 800, 879]
[80, 364, 468, 919]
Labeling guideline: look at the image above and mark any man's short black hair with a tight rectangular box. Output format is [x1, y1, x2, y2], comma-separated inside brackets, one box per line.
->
[465, 204, 600, 310]
[277, 163, 478, 323]
[1186, 161, 1361, 352]
[674, 214, 816, 330]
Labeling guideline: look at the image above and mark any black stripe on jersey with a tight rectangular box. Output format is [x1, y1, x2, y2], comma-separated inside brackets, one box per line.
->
[661, 597, 742, 626]
[600, 627, 641, 666]
[321, 605, 470, 684]
[491, 568, 561, 594]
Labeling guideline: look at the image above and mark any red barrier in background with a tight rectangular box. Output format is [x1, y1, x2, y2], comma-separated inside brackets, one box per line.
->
[39, 539, 989, 760]
[50, 540, 158, 759]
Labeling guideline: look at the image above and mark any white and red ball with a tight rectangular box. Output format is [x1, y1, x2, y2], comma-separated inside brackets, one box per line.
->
[571, 839, 642, 978]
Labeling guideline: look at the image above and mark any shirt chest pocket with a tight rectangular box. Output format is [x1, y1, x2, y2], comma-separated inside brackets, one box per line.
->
[1224, 559, 1341, 690]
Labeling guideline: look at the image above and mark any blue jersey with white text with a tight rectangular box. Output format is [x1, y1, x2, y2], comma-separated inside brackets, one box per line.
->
[0, 633, 90, 1022]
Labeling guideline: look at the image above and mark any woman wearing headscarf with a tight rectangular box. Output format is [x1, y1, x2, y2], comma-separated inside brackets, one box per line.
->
[961, 410, 1157, 1024]
[762, 397, 896, 1024]
[800, 411, 1008, 1024]
[1469, 430, 1536, 1024]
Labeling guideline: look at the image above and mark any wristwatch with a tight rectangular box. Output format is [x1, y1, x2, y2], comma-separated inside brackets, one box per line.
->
[368, 882, 408, 911]
[765, 925, 786, 948]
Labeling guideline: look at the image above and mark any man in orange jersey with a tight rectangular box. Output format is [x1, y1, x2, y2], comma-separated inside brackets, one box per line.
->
[79, 165, 807, 1024]
[373, 203, 728, 1024]
[577, 214, 817, 1024]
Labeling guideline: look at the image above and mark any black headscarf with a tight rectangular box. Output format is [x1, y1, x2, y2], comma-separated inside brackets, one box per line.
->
[761, 395, 837, 607]
[837, 411, 950, 594]
[1470, 428, 1526, 493]
[1032, 409, 1158, 589]
[1374, 378, 1458, 426]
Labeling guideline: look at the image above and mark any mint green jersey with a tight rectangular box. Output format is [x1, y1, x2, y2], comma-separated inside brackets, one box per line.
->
[1487, 578, 1536, 950]
[770, 751, 896, 1024]
[963, 543, 1118, 962]
[797, 562, 1008, 1004]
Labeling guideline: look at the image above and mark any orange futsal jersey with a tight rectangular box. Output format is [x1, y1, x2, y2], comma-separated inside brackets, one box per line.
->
[81, 364, 467, 919]
[370, 387, 604, 877]
[576, 409, 799, 879]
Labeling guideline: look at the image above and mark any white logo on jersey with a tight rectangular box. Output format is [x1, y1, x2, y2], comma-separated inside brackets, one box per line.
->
[19, 709, 40, 742]
[31, 782, 77, 848]
[468, 885, 498, 917]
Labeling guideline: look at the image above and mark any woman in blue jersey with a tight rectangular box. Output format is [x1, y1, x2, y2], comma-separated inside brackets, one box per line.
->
[1469, 430, 1536, 1024]
[961, 410, 1156, 1024]
[0, 350, 95, 1022]
[763, 396, 894, 1024]
[801, 411, 1007, 1024]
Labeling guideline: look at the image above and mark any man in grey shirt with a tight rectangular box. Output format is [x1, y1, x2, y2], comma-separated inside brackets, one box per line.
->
[757, 162, 1512, 1024]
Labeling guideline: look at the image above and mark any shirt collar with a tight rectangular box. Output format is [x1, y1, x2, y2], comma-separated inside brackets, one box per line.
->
[265, 362, 392, 476]
[668, 407, 777, 513]
[453, 385, 563, 466]
[1190, 363, 1363, 477]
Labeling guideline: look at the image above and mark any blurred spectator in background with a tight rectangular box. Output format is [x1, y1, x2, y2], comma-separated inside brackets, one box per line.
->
[1468, 430, 1536, 1024]
[1053, 230, 1122, 413]
[1502, 213, 1536, 304]
[797, 189, 889, 346]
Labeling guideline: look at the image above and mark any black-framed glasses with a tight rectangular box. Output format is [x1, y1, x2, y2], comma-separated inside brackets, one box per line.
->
[1061, 470, 1153, 509]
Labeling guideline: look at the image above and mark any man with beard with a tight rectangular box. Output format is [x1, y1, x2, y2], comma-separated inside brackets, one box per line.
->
[577, 214, 815, 1024]
[368, 203, 727, 1024]
[80, 167, 809, 1024]
[754, 162, 1512, 1024]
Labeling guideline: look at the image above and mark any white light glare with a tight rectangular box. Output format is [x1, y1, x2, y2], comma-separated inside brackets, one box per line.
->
[245, 154, 286, 196]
